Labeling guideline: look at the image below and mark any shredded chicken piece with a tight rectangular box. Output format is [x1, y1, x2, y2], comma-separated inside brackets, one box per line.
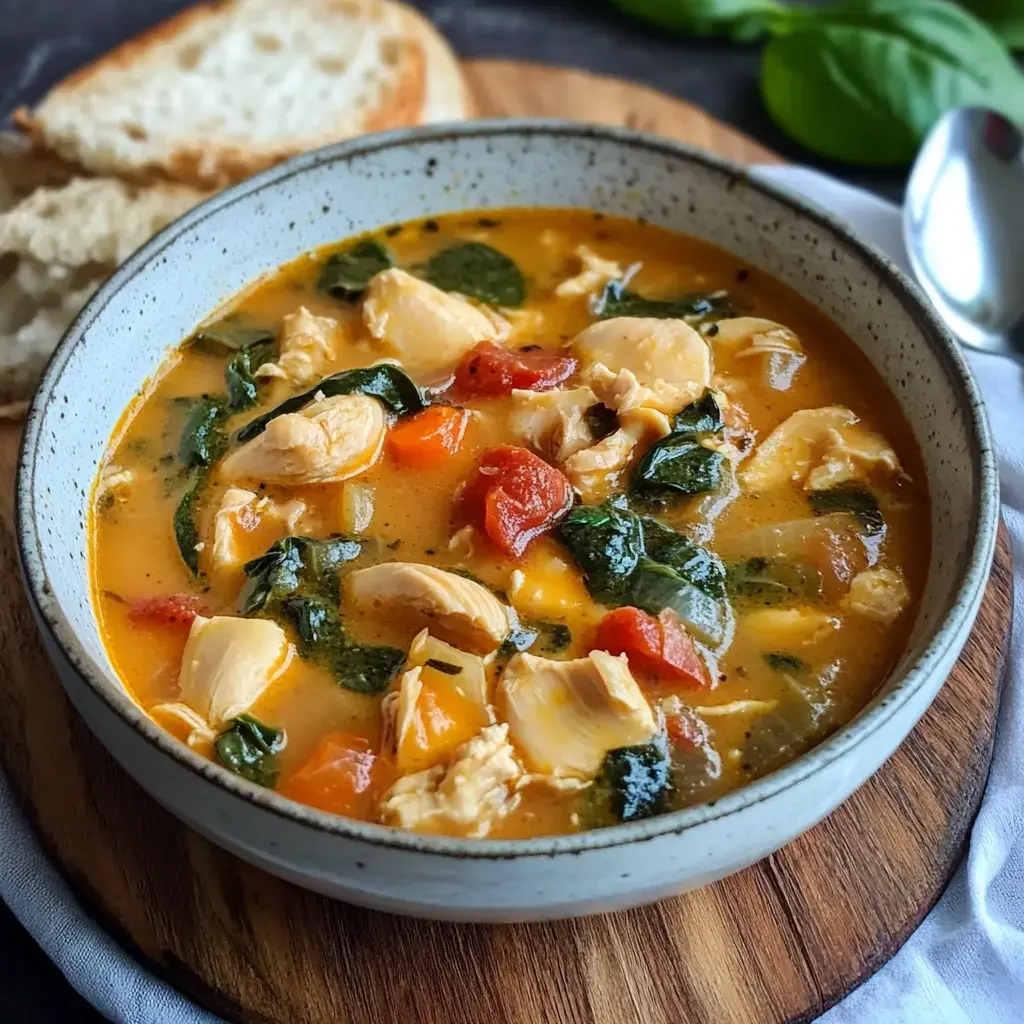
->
[555, 244, 625, 297]
[255, 307, 338, 385]
[844, 567, 910, 623]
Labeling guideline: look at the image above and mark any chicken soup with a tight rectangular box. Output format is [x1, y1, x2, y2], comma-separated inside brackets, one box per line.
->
[91, 209, 928, 838]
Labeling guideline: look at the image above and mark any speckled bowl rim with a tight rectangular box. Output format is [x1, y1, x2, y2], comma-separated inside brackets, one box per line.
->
[17, 120, 998, 860]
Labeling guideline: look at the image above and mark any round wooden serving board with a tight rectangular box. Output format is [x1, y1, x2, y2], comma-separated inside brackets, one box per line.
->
[0, 60, 1011, 1024]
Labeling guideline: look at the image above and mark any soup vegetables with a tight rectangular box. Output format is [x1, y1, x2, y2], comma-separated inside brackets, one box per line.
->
[101, 210, 923, 837]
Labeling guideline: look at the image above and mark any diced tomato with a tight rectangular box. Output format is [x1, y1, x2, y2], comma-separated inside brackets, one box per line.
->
[461, 445, 574, 558]
[129, 594, 205, 629]
[450, 342, 577, 398]
[666, 710, 708, 749]
[280, 732, 392, 819]
[596, 606, 708, 687]
[387, 405, 469, 467]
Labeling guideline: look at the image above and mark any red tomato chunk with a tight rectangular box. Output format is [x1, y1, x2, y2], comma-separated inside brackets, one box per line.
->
[596, 607, 708, 688]
[451, 342, 577, 398]
[462, 445, 574, 557]
[129, 594, 205, 628]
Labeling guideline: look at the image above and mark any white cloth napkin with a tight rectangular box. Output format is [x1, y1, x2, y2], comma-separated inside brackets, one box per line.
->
[1, 166, 1021, 1024]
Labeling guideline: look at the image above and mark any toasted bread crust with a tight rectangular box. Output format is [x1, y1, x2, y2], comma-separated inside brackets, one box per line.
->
[14, 0, 467, 189]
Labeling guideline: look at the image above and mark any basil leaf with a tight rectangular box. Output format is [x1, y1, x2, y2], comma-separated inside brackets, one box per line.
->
[632, 436, 725, 497]
[961, 0, 1024, 47]
[242, 535, 362, 613]
[557, 498, 645, 605]
[318, 239, 394, 299]
[762, 0, 1024, 166]
[672, 389, 723, 438]
[764, 651, 808, 673]
[281, 596, 404, 694]
[225, 338, 275, 413]
[808, 485, 886, 536]
[724, 556, 823, 605]
[630, 558, 728, 647]
[640, 516, 726, 598]
[610, 0, 790, 41]
[236, 364, 425, 443]
[215, 714, 286, 788]
[173, 473, 205, 576]
[594, 278, 734, 321]
[424, 242, 527, 307]
[189, 318, 275, 355]
[179, 396, 228, 470]
[594, 739, 673, 823]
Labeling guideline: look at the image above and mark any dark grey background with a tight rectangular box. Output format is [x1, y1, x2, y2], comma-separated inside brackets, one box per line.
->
[0, 1, 906, 1020]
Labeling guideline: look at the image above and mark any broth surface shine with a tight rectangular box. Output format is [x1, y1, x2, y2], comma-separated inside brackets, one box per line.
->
[92, 209, 929, 839]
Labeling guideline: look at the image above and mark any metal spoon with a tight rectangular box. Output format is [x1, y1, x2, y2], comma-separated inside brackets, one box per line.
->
[904, 107, 1024, 362]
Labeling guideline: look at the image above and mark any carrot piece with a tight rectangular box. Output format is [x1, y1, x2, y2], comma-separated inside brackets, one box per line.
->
[387, 405, 469, 466]
[280, 732, 392, 819]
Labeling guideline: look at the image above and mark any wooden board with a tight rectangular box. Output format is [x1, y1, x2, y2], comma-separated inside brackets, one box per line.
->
[0, 60, 1011, 1024]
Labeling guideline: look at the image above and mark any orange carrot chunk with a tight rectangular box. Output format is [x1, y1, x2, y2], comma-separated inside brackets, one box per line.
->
[387, 405, 469, 467]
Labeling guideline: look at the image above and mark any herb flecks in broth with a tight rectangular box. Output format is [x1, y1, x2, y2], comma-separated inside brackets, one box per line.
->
[91, 208, 929, 840]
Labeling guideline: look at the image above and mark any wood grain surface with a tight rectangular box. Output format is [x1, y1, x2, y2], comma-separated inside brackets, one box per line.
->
[0, 61, 1010, 1024]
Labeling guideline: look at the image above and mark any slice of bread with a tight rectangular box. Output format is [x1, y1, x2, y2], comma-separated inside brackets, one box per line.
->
[15, 0, 469, 189]
[0, 176, 206, 407]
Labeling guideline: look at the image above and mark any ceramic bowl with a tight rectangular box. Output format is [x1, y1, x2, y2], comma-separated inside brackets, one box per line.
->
[17, 121, 998, 921]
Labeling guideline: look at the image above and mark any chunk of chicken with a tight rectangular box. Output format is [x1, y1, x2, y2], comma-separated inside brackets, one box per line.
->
[382, 629, 492, 773]
[378, 724, 522, 837]
[363, 268, 508, 378]
[573, 317, 711, 415]
[713, 317, 806, 391]
[741, 608, 839, 648]
[97, 462, 134, 503]
[177, 616, 292, 728]
[497, 650, 657, 778]
[562, 407, 670, 504]
[150, 701, 218, 750]
[222, 393, 386, 486]
[346, 562, 514, 653]
[211, 487, 306, 569]
[255, 307, 338, 385]
[844, 568, 910, 624]
[555, 245, 626, 297]
[510, 385, 598, 463]
[741, 407, 904, 492]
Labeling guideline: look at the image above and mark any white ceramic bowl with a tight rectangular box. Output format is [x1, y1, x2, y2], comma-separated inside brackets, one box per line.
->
[17, 122, 998, 921]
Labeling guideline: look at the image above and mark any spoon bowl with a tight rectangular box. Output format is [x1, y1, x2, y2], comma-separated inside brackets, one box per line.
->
[904, 107, 1024, 360]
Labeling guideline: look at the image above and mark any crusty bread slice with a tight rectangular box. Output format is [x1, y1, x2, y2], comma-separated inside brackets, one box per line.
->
[15, 0, 469, 189]
[0, 176, 206, 407]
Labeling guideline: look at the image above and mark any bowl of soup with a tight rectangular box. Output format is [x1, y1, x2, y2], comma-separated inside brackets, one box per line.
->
[17, 122, 997, 920]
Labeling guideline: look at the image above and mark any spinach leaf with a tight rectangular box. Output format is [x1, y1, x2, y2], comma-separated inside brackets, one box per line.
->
[594, 278, 734, 321]
[189, 318, 275, 355]
[672, 389, 723, 438]
[179, 396, 228, 470]
[215, 714, 286, 788]
[535, 621, 572, 653]
[281, 596, 404, 694]
[630, 558, 728, 647]
[725, 556, 823, 604]
[610, 0, 790, 41]
[632, 436, 725, 497]
[497, 625, 540, 661]
[557, 498, 645, 605]
[225, 338, 275, 413]
[242, 535, 362, 613]
[173, 473, 205, 576]
[762, 0, 1024, 166]
[808, 485, 885, 536]
[424, 658, 462, 675]
[594, 739, 673, 823]
[424, 242, 526, 307]
[236, 364, 425, 443]
[318, 239, 394, 299]
[962, 0, 1024, 47]
[498, 620, 572, 661]
[640, 516, 726, 598]
[764, 651, 808, 673]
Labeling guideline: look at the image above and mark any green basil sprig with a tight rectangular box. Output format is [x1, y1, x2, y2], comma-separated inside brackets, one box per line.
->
[611, 0, 1024, 165]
